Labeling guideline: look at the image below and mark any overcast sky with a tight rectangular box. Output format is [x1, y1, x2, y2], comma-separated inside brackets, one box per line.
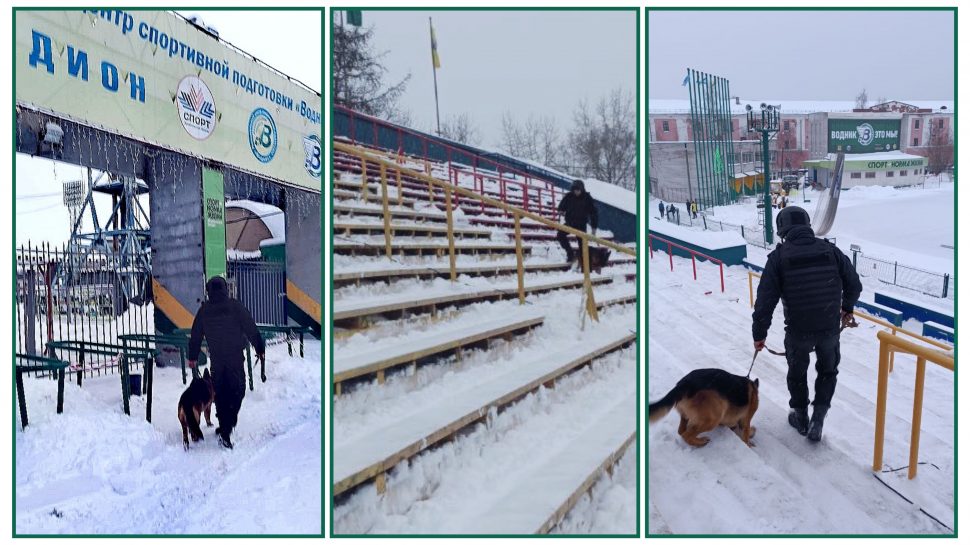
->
[358, 9, 637, 147]
[17, 10, 321, 245]
[648, 10, 954, 100]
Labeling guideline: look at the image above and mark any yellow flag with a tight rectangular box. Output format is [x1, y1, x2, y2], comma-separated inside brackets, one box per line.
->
[430, 22, 441, 69]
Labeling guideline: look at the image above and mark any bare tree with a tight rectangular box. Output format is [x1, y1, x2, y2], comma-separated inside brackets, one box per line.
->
[439, 113, 481, 145]
[854, 88, 869, 110]
[567, 88, 637, 190]
[332, 23, 411, 122]
[926, 126, 954, 176]
[499, 111, 566, 169]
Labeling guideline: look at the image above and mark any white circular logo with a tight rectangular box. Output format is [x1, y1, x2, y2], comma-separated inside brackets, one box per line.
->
[856, 123, 874, 147]
[176, 76, 217, 140]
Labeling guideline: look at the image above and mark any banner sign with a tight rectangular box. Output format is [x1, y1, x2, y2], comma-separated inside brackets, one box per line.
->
[16, 10, 321, 191]
[202, 168, 226, 281]
[827, 118, 901, 154]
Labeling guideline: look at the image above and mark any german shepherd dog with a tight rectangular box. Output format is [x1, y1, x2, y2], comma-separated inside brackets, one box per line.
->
[587, 247, 612, 274]
[178, 368, 216, 449]
[649, 368, 759, 447]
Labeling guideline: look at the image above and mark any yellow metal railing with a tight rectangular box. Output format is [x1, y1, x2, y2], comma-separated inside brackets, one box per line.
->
[872, 330, 954, 479]
[335, 141, 636, 321]
[747, 269, 955, 479]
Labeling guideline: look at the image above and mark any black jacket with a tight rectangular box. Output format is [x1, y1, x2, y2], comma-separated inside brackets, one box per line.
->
[752, 225, 862, 340]
[188, 277, 266, 373]
[558, 191, 598, 230]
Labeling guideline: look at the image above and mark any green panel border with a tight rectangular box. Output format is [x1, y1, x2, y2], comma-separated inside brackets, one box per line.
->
[646, 5, 957, 539]
[11, 6, 326, 538]
[328, 5, 640, 538]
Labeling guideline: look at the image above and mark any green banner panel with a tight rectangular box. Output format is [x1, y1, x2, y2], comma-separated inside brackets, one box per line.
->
[827, 118, 901, 154]
[202, 167, 226, 281]
[15, 10, 321, 191]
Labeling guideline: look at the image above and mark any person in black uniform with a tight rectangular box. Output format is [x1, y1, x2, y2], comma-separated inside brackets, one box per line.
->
[752, 206, 862, 441]
[187, 276, 265, 449]
[556, 179, 599, 263]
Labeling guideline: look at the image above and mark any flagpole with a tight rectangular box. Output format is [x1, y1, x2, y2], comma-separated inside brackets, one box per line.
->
[430, 17, 441, 135]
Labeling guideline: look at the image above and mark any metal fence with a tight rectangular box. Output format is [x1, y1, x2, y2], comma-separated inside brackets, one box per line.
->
[227, 259, 287, 326]
[16, 241, 154, 375]
[854, 252, 954, 300]
[663, 208, 770, 249]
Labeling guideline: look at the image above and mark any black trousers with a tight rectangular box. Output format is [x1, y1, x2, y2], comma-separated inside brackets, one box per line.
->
[212, 357, 246, 436]
[784, 330, 841, 409]
[557, 223, 586, 260]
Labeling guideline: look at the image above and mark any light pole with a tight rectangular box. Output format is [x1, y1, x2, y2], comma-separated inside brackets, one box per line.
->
[747, 103, 780, 244]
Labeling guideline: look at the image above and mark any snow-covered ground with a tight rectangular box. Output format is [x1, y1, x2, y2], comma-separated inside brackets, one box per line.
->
[15, 340, 322, 535]
[651, 178, 954, 276]
[647, 254, 954, 534]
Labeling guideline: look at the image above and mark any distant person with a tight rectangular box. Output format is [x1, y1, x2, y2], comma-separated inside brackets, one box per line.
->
[187, 276, 266, 449]
[751, 207, 862, 442]
[690, 200, 698, 219]
[659, 201, 665, 218]
[556, 179, 599, 263]
[685, 200, 691, 217]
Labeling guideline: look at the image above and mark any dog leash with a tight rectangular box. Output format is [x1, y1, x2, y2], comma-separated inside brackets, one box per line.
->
[762, 314, 860, 357]
[746, 350, 759, 378]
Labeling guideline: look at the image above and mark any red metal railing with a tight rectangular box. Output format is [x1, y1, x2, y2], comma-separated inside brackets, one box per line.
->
[336, 106, 561, 212]
[648, 233, 725, 293]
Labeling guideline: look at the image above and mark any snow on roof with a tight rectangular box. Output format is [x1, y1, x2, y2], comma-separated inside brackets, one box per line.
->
[648, 219, 746, 250]
[226, 200, 285, 240]
[649, 99, 954, 115]
[804, 151, 927, 165]
[579, 178, 636, 216]
[487, 152, 637, 216]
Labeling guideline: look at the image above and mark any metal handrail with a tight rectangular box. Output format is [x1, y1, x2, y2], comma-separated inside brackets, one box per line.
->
[336, 105, 560, 193]
[334, 141, 636, 322]
[332, 141, 561, 217]
[648, 233, 725, 293]
[872, 330, 954, 479]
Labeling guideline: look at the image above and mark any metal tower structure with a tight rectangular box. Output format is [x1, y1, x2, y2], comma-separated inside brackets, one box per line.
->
[56, 169, 152, 313]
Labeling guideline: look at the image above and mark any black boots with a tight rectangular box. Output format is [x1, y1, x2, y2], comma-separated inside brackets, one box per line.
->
[788, 408, 809, 436]
[807, 406, 828, 442]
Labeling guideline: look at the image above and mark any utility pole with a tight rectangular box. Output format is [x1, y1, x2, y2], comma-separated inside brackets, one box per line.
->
[747, 103, 780, 244]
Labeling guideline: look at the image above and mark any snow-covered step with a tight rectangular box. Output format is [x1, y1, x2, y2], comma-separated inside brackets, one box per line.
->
[333, 203, 446, 222]
[333, 188, 419, 208]
[333, 262, 573, 286]
[332, 327, 636, 495]
[333, 276, 612, 324]
[333, 222, 492, 240]
[458, 393, 636, 534]
[333, 311, 545, 389]
[596, 288, 637, 310]
[332, 240, 532, 257]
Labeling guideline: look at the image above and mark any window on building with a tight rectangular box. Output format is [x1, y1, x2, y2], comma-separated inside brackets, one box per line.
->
[865, 172, 876, 179]
[784, 140, 790, 150]
[913, 138, 920, 146]
[939, 119, 945, 129]
[915, 119, 920, 129]
[742, 152, 754, 163]
[900, 170, 908, 176]
[662, 120, 670, 133]
[784, 120, 790, 131]
[915, 169, 921, 175]
[886, 171, 894, 178]
[850, 172, 862, 179]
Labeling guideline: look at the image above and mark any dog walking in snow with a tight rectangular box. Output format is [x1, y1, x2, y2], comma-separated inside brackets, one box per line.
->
[178, 368, 216, 449]
[649, 368, 760, 447]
